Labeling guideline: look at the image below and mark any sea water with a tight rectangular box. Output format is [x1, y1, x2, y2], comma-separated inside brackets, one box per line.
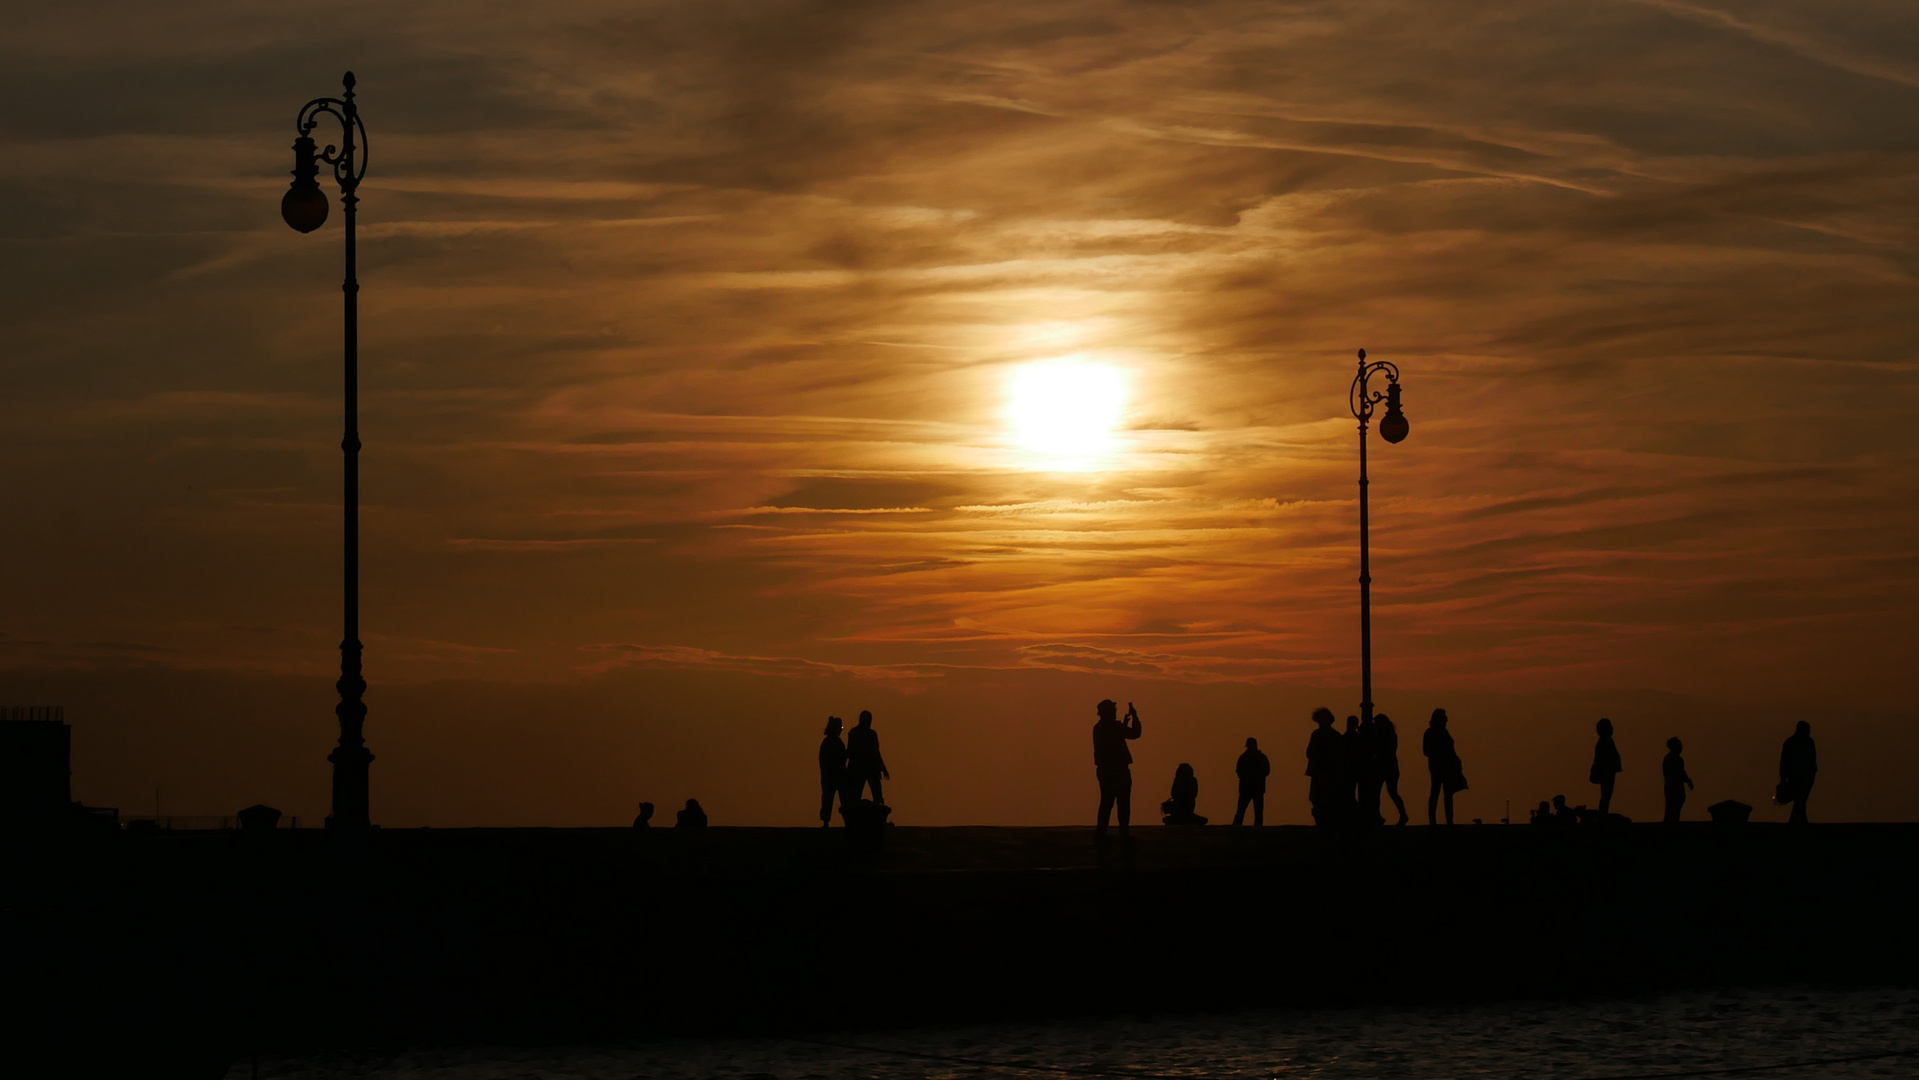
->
[236, 986, 1919, 1079]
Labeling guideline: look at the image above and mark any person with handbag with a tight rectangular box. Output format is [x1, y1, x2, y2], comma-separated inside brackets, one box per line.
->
[1777, 721, 1818, 825]
[1422, 708, 1467, 825]
[1590, 718, 1624, 815]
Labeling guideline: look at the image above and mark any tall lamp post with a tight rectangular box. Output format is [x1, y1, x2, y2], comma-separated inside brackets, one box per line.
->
[281, 73, 372, 830]
[1349, 348, 1408, 726]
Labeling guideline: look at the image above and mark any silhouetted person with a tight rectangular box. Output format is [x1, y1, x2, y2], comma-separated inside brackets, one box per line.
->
[1350, 715, 1383, 825]
[1661, 737, 1692, 824]
[1306, 707, 1345, 827]
[1423, 708, 1466, 825]
[1590, 717, 1623, 815]
[818, 715, 848, 827]
[1531, 799, 1553, 825]
[1552, 793, 1577, 824]
[845, 710, 889, 806]
[1779, 721, 1817, 825]
[631, 801, 654, 828]
[1233, 737, 1270, 826]
[676, 798, 707, 829]
[1093, 700, 1142, 840]
[1374, 712, 1409, 825]
[1161, 763, 1207, 824]
[1339, 716, 1365, 824]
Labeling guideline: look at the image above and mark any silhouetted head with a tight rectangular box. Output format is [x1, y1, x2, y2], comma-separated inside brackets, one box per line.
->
[1552, 794, 1567, 809]
[1175, 763, 1195, 780]
[1431, 708, 1449, 728]
[1098, 699, 1118, 721]
[1666, 737, 1682, 752]
[857, 710, 873, 728]
[1375, 713, 1394, 732]
[1245, 737, 1258, 750]
[638, 802, 653, 820]
[1795, 721, 1811, 737]
[685, 798, 701, 811]
[1596, 717, 1613, 736]
[1345, 715, 1358, 734]
[1312, 706, 1335, 728]
[825, 716, 842, 737]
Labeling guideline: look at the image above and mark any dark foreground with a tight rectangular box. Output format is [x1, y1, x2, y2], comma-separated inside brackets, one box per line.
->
[7, 823, 1916, 1077]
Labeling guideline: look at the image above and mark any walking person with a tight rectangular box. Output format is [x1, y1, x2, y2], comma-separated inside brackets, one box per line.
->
[1306, 708, 1345, 827]
[1374, 713, 1410, 825]
[1590, 718, 1623, 815]
[845, 710, 889, 806]
[1233, 737, 1270, 826]
[1093, 700, 1143, 841]
[1778, 721, 1817, 825]
[818, 716, 848, 827]
[1661, 737, 1693, 823]
[1422, 708, 1467, 825]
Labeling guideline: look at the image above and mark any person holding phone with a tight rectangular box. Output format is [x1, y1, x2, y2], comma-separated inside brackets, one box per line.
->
[1093, 699, 1142, 842]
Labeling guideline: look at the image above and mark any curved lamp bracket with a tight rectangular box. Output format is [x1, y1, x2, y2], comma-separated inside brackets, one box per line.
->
[295, 91, 368, 192]
[1349, 349, 1402, 429]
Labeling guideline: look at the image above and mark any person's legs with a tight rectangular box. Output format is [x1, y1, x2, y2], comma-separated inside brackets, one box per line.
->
[1598, 777, 1614, 814]
[1443, 789, 1455, 825]
[1116, 771, 1132, 836]
[1253, 792, 1264, 827]
[1663, 786, 1681, 823]
[1385, 776, 1408, 825]
[819, 784, 836, 826]
[1097, 780, 1115, 835]
[1234, 790, 1251, 826]
[1428, 775, 1441, 825]
[1790, 793, 1808, 825]
[869, 775, 884, 806]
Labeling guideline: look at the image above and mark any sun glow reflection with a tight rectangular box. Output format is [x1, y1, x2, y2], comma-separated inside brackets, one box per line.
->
[1006, 359, 1127, 471]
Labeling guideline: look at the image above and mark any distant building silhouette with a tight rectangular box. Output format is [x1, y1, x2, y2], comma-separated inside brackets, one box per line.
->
[1422, 708, 1466, 825]
[819, 716, 848, 827]
[1590, 717, 1623, 814]
[676, 798, 707, 829]
[0, 706, 71, 826]
[1779, 721, 1817, 825]
[845, 711, 889, 806]
[1233, 737, 1269, 826]
[632, 801, 654, 828]
[1093, 699, 1142, 840]
[1374, 713, 1409, 825]
[1661, 737, 1693, 823]
[1161, 762, 1207, 824]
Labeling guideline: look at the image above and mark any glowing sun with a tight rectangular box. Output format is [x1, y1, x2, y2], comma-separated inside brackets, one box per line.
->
[1006, 360, 1127, 471]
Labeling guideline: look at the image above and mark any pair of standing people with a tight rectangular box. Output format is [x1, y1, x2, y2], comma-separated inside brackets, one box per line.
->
[817, 711, 890, 826]
[1305, 709, 1416, 826]
[1587, 717, 1687, 821]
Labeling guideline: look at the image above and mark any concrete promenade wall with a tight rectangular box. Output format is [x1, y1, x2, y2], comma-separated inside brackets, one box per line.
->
[6, 823, 1916, 1077]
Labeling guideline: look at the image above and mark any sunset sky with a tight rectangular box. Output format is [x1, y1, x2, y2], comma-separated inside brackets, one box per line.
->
[3, 0, 1916, 826]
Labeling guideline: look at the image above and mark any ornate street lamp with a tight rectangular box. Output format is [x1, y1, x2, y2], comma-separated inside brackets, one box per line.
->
[282, 73, 372, 830]
[1349, 348, 1408, 726]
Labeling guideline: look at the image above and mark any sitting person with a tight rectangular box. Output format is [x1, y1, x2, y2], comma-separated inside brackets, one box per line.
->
[631, 801, 654, 828]
[675, 798, 707, 829]
[1531, 799, 1555, 825]
[1551, 794, 1579, 824]
[1160, 763, 1208, 825]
